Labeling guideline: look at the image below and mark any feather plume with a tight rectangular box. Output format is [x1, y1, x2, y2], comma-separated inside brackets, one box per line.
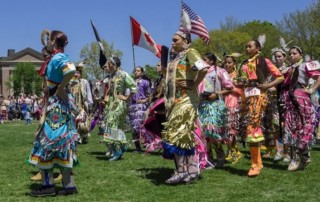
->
[180, 9, 191, 33]
[229, 53, 242, 58]
[279, 37, 286, 48]
[305, 54, 311, 62]
[279, 37, 293, 52]
[215, 54, 222, 62]
[257, 34, 266, 48]
[271, 47, 280, 53]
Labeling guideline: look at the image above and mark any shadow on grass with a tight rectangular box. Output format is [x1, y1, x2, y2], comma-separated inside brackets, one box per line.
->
[137, 167, 174, 185]
[144, 149, 163, 156]
[28, 183, 42, 190]
[311, 146, 320, 151]
[87, 151, 106, 156]
[221, 165, 248, 176]
[26, 183, 64, 197]
[95, 156, 126, 161]
[126, 148, 138, 153]
[88, 151, 112, 161]
[29, 171, 39, 175]
[262, 162, 288, 170]
[125, 148, 163, 156]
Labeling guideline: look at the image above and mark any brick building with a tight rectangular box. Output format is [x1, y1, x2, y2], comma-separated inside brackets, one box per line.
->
[0, 48, 44, 98]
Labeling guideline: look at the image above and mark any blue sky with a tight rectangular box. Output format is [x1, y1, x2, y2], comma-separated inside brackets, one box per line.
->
[0, 0, 314, 73]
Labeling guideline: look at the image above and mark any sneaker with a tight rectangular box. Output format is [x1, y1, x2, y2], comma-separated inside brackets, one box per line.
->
[288, 159, 300, 171]
[283, 155, 291, 163]
[54, 174, 62, 183]
[273, 153, 283, 161]
[30, 172, 42, 181]
[109, 152, 122, 161]
[56, 187, 78, 196]
[165, 172, 188, 184]
[231, 151, 242, 164]
[205, 162, 215, 170]
[225, 150, 232, 161]
[260, 145, 267, 151]
[183, 173, 199, 184]
[105, 151, 112, 157]
[30, 185, 56, 197]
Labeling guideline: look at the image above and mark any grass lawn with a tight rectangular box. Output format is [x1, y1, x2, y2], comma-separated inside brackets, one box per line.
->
[0, 121, 319, 202]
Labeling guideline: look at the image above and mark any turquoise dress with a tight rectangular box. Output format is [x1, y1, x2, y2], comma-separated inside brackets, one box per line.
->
[28, 53, 80, 169]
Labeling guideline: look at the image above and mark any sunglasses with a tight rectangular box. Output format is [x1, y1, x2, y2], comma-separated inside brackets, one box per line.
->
[172, 38, 179, 43]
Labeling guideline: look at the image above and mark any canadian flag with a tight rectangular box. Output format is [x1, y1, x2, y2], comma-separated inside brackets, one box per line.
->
[130, 16, 161, 58]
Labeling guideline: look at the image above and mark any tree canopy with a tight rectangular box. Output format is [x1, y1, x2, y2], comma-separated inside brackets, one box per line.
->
[7, 62, 42, 96]
[276, 0, 320, 59]
[79, 39, 123, 80]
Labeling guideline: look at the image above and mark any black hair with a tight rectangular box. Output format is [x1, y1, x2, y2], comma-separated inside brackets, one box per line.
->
[204, 52, 217, 66]
[288, 46, 304, 125]
[50, 30, 68, 49]
[135, 66, 144, 73]
[290, 46, 303, 55]
[222, 55, 237, 70]
[255, 55, 270, 84]
[253, 40, 262, 51]
[135, 66, 151, 86]
[112, 56, 121, 67]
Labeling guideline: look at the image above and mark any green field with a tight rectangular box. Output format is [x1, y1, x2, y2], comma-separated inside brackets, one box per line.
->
[0, 121, 319, 202]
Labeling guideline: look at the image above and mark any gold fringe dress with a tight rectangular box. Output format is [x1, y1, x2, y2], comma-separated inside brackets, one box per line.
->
[162, 48, 207, 158]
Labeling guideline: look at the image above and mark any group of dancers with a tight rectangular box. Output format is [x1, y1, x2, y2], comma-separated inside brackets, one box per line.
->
[26, 27, 320, 197]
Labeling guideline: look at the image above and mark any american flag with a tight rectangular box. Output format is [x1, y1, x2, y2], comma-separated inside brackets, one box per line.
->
[179, 2, 210, 44]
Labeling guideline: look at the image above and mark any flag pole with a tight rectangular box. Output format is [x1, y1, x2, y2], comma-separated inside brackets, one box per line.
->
[130, 16, 136, 69]
[132, 46, 136, 69]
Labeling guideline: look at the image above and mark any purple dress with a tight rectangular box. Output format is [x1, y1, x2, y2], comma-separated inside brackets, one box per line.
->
[129, 78, 151, 134]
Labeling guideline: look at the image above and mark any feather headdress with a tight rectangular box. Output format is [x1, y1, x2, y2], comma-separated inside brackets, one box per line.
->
[271, 37, 293, 55]
[257, 34, 266, 49]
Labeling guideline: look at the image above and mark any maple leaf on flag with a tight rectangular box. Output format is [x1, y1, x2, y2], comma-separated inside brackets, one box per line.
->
[130, 16, 161, 58]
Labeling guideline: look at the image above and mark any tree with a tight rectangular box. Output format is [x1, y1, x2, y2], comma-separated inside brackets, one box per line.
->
[10, 62, 42, 96]
[79, 39, 123, 80]
[143, 64, 158, 81]
[236, 20, 281, 58]
[276, 0, 320, 59]
[33, 74, 43, 96]
[191, 30, 251, 62]
[220, 16, 242, 32]
[4, 75, 14, 96]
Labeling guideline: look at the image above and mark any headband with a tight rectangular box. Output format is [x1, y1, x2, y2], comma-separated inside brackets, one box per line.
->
[291, 46, 303, 54]
[175, 31, 187, 39]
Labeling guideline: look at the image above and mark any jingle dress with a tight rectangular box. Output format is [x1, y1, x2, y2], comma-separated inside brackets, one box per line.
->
[29, 53, 80, 169]
[102, 70, 136, 159]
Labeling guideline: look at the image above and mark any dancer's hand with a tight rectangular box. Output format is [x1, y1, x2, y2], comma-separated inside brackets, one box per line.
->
[177, 80, 195, 90]
[117, 95, 129, 101]
[257, 83, 270, 91]
[55, 88, 68, 101]
[304, 87, 314, 94]
[207, 93, 218, 101]
[137, 99, 147, 104]
[268, 87, 277, 92]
